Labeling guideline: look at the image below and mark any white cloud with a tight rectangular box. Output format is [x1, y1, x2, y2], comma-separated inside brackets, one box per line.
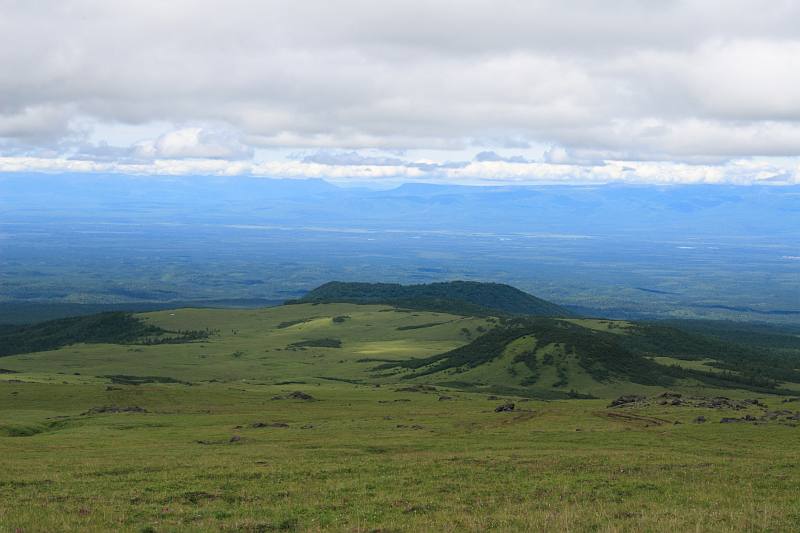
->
[0, 105, 73, 141]
[132, 127, 253, 160]
[2, 1, 800, 183]
[2, 153, 797, 186]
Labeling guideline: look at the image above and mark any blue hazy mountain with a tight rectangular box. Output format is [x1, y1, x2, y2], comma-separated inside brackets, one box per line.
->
[2, 173, 798, 238]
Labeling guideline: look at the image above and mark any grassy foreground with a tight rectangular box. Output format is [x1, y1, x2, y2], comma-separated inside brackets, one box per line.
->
[2, 380, 799, 532]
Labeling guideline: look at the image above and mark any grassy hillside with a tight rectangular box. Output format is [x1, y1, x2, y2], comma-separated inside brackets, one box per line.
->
[374, 317, 800, 398]
[2, 303, 799, 400]
[293, 280, 572, 317]
[0, 304, 489, 386]
[3, 303, 800, 530]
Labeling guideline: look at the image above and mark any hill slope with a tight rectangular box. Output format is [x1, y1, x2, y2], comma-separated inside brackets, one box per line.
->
[2, 303, 799, 399]
[293, 281, 571, 317]
[0, 304, 490, 385]
[374, 317, 800, 398]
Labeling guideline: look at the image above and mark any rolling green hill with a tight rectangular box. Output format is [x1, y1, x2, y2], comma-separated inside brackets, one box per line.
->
[2, 300, 798, 400]
[292, 280, 572, 317]
[375, 316, 800, 398]
[0, 304, 490, 386]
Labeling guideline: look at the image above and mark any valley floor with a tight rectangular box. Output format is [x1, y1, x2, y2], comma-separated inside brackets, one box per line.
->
[2, 381, 799, 532]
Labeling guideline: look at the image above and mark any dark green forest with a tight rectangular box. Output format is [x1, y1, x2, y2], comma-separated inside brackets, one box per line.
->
[292, 281, 571, 317]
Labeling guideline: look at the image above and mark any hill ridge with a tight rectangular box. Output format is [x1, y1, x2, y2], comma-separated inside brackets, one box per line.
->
[292, 280, 572, 317]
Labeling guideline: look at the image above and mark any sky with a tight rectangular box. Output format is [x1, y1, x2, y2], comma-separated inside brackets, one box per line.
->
[2, 0, 800, 185]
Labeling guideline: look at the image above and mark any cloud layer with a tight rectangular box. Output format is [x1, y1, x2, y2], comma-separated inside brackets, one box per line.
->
[2, 1, 800, 184]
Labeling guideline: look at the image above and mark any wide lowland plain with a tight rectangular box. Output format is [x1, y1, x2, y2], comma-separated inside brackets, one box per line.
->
[2, 177, 799, 325]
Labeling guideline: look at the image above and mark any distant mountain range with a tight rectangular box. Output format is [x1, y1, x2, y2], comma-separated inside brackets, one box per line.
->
[3, 173, 799, 238]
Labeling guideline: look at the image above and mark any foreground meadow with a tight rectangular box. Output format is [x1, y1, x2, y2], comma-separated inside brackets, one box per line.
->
[2, 380, 799, 532]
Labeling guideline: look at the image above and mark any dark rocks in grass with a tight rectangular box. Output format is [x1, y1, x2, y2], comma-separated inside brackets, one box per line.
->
[182, 491, 218, 504]
[495, 402, 515, 412]
[486, 395, 500, 400]
[694, 416, 706, 424]
[287, 391, 314, 400]
[438, 396, 453, 401]
[660, 397, 684, 406]
[251, 422, 289, 428]
[0, 368, 19, 374]
[197, 437, 242, 445]
[698, 397, 762, 410]
[720, 415, 757, 423]
[105, 386, 122, 391]
[698, 397, 740, 409]
[614, 394, 768, 412]
[763, 410, 792, 420]
[702, 397, 731, 408]
[81, 405, 147, 415]
[657, 392, 685, 406]
[608, 395, 646, 408]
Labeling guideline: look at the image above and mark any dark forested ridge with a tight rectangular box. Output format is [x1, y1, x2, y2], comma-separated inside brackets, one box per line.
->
[0, 312, 208, 357]
[292, 281, 572, 317]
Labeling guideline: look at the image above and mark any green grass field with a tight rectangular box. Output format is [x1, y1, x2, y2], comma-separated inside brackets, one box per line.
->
[2, 304, 800, 531]
[0, 304, 488, 386]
